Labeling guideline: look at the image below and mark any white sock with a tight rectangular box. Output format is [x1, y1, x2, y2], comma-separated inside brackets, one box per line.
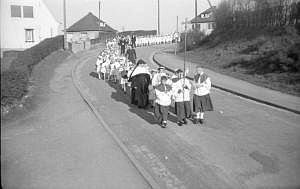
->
[200, 112, 204, 119]
[196, 112, 200, 119]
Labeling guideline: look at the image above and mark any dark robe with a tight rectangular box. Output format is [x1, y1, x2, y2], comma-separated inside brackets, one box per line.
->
[129, 73, 151, 108]
[125, 49, 137, 64]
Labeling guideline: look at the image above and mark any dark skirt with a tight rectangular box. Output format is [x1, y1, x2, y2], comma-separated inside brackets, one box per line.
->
[193, 94, 213, 112]
[175, 101, 192, 121]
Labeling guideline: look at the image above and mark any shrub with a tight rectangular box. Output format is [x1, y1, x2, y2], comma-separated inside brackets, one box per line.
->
[179, 30, 205, 51]
[1, 35, 64, 107]
[1, 69, 29, 106]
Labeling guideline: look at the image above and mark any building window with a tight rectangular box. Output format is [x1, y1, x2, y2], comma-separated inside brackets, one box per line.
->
[25, 29, 34, 42]
[208, 23, 214, 29]
[11, 5, 21, 17]
[23, 6, 34, 18]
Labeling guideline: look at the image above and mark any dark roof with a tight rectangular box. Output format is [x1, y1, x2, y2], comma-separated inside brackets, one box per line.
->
[190, 16, 215, 23]
[190, 6, 216, 23]
[67, 12, 117, 33]
[201, 6, 216, 14]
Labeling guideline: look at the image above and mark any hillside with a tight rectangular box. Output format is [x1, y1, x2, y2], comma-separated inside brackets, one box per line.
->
[177, 26, 300, 96]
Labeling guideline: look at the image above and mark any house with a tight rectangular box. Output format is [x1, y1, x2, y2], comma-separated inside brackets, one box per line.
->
[190, 6, 216, 35]
[66, 12, 117, 43]
[0, 0, 60, 55]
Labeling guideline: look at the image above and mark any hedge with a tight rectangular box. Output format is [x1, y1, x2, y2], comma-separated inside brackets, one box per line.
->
[1, 35, 64, 107]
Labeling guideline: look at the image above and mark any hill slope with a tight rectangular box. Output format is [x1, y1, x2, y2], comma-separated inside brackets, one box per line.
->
[178, 26, 300, 96]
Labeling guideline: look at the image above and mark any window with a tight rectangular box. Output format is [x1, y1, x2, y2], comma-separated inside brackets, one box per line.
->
[23, 6, 33, 18]
[11, 5, 21, 17]
[208, 23, 211, 29]
[208, 23, 215, 30]
[25, 29, 34, 42]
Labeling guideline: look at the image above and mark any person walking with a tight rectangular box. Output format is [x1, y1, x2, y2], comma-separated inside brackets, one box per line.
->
[172, 69, 192, 126]
[125, 45, 137, 64]
[154, 76, 172, 128]
[193, 66, 214, 125]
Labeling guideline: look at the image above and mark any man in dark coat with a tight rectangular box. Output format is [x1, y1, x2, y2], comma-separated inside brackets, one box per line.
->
[128, 59, 151, 108]
[119, 36, 126, 55]
[131, 35, 136, 48]
[125, 46, 137, 64]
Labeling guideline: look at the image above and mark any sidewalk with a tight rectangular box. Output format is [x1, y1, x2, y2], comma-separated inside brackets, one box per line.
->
[153, 52, 300, 114]
[1, 50, 150, 189]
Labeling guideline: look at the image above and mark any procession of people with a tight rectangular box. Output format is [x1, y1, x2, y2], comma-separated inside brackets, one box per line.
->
[95, 36, 213, 128]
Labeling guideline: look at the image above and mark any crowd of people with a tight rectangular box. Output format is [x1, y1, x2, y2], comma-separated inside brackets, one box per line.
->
[106, 33, 179, 51]
[95, 37, 213, 128]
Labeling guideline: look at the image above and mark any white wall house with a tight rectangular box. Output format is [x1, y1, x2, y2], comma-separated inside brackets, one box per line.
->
[0, 0, 59, 55]
[190, 7, 216, 35]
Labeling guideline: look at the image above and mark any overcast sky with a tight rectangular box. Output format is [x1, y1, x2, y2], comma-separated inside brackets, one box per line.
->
[44, 0, 221, 34]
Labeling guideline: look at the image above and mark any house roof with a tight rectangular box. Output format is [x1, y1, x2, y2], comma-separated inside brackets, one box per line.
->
[190, 6, 216, 24]
[201, 6, 216, 14]
[190, 16, 215, 24]
[67, 12, 117, 33]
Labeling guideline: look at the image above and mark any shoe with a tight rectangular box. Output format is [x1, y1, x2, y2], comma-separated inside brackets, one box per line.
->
[183, 119, 188, 125]
[161, 122, 167, 128]
[177, 121, 183, 126]
[193, 118, 199, 124]
[199, 119, 204, 124]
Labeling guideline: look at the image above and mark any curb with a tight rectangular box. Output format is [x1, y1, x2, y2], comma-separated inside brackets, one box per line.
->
[152, 51, 300, 115]
[71, 57, 161, 189]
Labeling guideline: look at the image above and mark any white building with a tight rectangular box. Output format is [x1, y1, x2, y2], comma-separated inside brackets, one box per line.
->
[0, 0, 59, 55]
[190, 7, 216, 35]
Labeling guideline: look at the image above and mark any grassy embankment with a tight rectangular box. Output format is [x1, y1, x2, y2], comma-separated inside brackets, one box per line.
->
[1, 35, 68, 115]
[176, 26, 300, 96]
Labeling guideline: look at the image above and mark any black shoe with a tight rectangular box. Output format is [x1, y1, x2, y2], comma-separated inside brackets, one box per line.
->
[183, 119, 188, 125]
[177, 121, 183, 126]
[161, 122, 167, 128]
[193, 119, 199, 124]
[199, 119, 204, 124]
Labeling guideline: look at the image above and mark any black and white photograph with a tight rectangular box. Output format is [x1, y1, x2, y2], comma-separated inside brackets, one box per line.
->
[1, 0, 300, 188]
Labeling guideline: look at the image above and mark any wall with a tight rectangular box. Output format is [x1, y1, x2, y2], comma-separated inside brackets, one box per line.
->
[0, 0, 59, 55]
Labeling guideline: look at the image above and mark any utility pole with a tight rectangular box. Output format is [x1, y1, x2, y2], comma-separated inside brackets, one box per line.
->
[98, 1, 101, 40]
[195, 0, 198, 18]
[175, 16, 179, 55]
[157, 0, 160, 35]
[182, 18, 188, 102]
[63, 0, 68, 50]
[195, 0, 198, 30]
[176, 16, 179, 33]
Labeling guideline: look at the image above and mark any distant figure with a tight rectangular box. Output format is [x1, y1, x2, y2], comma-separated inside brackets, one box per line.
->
[131, 35, 136, 48]
[119, 36, 126, 55]
[125, 45, 137, 64]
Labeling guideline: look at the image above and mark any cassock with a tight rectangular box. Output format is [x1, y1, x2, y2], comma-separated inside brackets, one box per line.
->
[125, 49, 137, 64]
[128, 65, 151, 108]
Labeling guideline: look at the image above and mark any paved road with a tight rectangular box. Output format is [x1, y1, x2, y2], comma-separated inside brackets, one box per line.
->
[1, 49, 151, 189]
[77, 45, 300, 189]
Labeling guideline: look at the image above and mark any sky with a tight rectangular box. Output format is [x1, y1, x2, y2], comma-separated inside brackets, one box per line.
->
[44, 0, 221, 34]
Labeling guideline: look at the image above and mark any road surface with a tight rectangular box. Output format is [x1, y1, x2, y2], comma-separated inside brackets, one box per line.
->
[76, 45, 300, 189]
[1, 49, 151, 189]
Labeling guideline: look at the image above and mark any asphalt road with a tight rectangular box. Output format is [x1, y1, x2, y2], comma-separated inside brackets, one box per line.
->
[77, 45, 300, 189]
[1, 49, 151, 189]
